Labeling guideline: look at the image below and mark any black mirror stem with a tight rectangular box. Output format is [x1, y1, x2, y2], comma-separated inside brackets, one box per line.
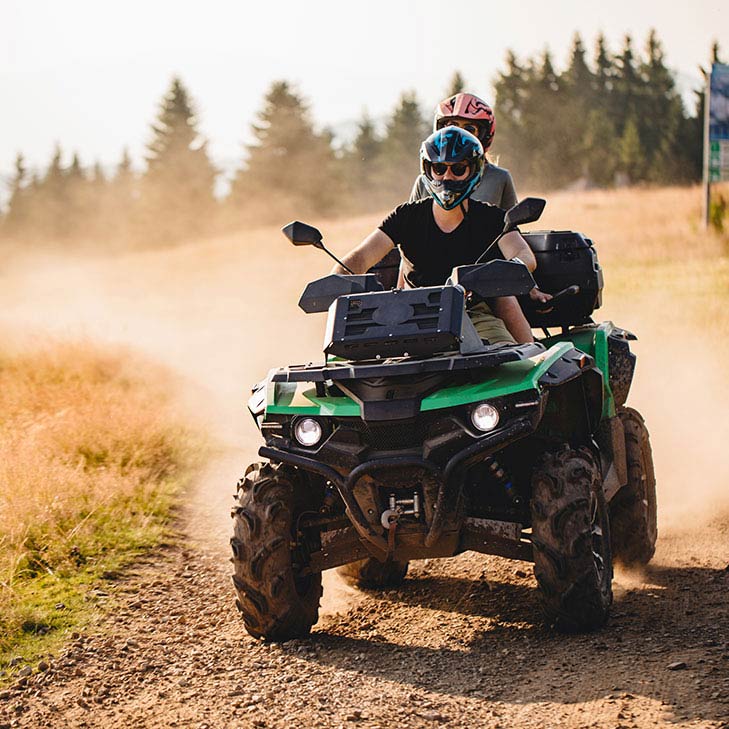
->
[474, 231, 506, 264]
[318, 243, 355, 275]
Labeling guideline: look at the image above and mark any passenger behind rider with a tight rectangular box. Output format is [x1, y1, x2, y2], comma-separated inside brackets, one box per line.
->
[404, 91, 531, 337]
[331, 126, 545, 345]
[409, 91, 517, 210]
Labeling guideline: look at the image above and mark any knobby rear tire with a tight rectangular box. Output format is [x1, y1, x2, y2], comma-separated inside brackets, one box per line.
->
[609, 407, 657, 567]
[337, 558, 409, 589]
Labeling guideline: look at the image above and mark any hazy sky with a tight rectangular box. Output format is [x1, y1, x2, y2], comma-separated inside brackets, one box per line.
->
[2, 0, 728, 193]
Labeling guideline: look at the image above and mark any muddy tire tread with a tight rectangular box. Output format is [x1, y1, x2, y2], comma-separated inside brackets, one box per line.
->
[609, 407, 657, 566]
[230, 462, 322, 641]
[337, 558, 409, 589]
[531, 445, 613, 632]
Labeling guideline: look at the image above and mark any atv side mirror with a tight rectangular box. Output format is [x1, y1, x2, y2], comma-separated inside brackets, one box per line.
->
[282, 220, 356, 274]
[282, 221, 324, 248]
[503, 197, 546, 233]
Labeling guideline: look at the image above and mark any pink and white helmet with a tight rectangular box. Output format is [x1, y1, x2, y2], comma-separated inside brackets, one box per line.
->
[434, 92, 496, 151]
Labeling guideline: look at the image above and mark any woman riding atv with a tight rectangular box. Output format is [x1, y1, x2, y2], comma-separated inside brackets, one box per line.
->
[331, 126, 550, 344]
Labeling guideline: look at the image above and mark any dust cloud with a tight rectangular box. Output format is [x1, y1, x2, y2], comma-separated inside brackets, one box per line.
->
[600, 288, 729, 568]
[1, 191, 726, 594]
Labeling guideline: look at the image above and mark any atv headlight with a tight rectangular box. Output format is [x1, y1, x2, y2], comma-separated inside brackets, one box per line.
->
[293, 417, 323, 447]
[471, 402, 500, 432]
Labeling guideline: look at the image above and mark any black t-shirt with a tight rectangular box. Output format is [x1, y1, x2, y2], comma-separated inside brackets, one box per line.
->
[379, 199, 506, 288]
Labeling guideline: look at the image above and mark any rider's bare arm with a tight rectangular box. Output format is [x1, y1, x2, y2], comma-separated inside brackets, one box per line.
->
[331, 229, 395, 275]
[497, 230, 552, 305]
[497, 231, 536, 271]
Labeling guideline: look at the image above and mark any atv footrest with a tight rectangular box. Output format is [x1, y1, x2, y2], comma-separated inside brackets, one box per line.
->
[459, 517, 534, 562]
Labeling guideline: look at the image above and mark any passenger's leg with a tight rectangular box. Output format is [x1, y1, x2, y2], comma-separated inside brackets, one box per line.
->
[468, 301, 517, 345]
[490, 296, 534, 343]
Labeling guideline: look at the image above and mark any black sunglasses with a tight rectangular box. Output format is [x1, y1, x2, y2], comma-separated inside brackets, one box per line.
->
[431, 161, 470, 176]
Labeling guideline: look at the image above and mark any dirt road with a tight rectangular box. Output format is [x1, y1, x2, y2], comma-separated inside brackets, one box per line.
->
[1, 197, 728, 727]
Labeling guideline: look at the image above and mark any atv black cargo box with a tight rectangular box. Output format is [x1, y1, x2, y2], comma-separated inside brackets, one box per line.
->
[324, 285, 464, 360]
[521, 230, 603, 328]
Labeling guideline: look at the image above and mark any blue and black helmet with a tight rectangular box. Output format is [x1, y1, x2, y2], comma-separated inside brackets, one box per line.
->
[420, 127, 485, 210]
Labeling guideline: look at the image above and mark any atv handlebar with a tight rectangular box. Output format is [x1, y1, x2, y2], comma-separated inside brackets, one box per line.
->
[536, 284, 580, 313]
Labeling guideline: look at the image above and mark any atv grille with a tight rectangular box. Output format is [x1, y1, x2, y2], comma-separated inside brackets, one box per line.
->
[356, 421, 427, 450]
[342, 415, 447, 450]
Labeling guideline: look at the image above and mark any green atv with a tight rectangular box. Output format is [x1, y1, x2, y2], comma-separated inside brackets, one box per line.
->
[230, 198, 657, 641]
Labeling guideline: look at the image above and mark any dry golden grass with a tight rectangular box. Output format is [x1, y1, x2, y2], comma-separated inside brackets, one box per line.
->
[0, 339, 200, 656]
[530, 184, 728, 265]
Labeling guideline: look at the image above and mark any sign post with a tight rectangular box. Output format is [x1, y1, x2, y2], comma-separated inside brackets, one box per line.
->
[704, 63, 729, 228]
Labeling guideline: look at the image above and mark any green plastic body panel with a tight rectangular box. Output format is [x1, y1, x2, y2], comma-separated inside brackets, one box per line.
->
[542, 322, 616, 419]
[420, 342, 574, 411]
[266, 380, 360, 417]
[265, 342, 577, 418]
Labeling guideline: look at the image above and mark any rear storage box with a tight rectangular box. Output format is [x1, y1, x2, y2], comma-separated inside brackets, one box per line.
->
[520, 230, 603, 328]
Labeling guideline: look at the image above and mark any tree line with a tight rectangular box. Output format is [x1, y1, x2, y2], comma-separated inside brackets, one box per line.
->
[0, 30, 720, 249]
[494, 32, 722, 189]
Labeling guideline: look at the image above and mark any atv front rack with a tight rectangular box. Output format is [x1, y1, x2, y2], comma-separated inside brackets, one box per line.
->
[271, 342, 545, 383]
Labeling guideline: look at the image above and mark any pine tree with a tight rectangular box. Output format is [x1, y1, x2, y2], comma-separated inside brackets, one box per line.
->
[493, 50, 530, 178]
[565, 33, 593, 91]
[618, 116, 643, 183]
[3, 153, 30, 236]
[141, 76, 217, 242]
[35, 143, 71, 239]
[65, 151, 91, 238]
[113, 148, 136, 203]
[594, 34, 615, 96]
[351, 112, 380, 165]
[445, 71, 466, 97]
[104, 148, 138, 244]
[640, 30, 685, 181]
[44, 144, 65, 191]
[583, 110, 617, 186]
[230, 80, 338, 220]
[92, 161, 106, 185]
[522, 50, 568, 187]
[342, 110, 383, 209]
[592, 33, 620, 162]
[378, 91, 429, 202]
[614, 36, 642, 134]
[538, 49, 559, 93]
[561, 35, 595, 181]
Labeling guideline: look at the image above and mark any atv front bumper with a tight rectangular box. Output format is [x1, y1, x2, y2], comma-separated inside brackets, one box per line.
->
[260, 406, 540, 563]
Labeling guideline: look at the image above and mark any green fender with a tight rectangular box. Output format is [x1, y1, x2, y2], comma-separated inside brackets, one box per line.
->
[542, 322, 617, 419]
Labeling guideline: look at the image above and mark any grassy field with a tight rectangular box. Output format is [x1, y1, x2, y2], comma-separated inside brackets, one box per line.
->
[0, 340, 202, 669]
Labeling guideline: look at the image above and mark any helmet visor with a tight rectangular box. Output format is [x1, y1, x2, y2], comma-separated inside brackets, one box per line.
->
[435, 118, 483, 137]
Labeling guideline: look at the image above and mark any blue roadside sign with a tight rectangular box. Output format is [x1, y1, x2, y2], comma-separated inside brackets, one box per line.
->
[709, 63, 729, 182]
